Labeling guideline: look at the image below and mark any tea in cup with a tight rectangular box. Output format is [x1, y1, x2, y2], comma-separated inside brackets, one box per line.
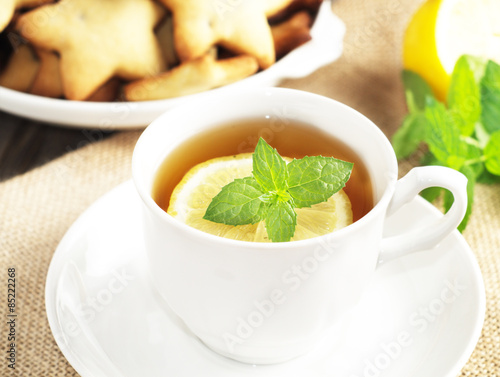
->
[132, 88, 467, 364]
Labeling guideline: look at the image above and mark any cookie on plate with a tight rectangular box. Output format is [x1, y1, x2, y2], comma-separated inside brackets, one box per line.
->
[0, 42, 39, 91]
[271, 11, 312, 59]
[87, 79, 121, 102]
[156, 15, 179, 69]
[30, 49, 62, 98]
[159, 0, 292, 69]
[0, 0, 53, 32]
[16, 0, 166, 100]
[124, 54, 258, 101]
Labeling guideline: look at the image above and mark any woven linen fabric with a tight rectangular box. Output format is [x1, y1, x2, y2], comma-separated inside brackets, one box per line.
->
[1, 0, 499, 375]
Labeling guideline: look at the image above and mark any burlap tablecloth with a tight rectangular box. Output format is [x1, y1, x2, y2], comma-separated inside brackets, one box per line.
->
[1, 0, 499, 375]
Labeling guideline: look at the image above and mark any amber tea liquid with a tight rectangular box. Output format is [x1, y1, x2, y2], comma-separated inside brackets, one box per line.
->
[153, 118, 374, 222]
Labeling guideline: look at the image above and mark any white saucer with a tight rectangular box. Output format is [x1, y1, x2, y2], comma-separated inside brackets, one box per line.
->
[46, 181, 485, 377]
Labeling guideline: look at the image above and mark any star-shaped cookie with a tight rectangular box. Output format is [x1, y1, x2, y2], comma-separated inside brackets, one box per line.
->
[159, 0, 292, 69]
[0, 0, 53, 32]
[17, 0, 166, 100]
[124, 54, 259, 101]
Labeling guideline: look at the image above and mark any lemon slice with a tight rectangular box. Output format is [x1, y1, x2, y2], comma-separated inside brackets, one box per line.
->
[403, 0, 500, 101]
[167, 154, 353, 242]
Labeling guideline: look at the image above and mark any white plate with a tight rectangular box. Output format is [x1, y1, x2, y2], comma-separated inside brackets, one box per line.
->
[0, 2, 344, 129]
[45, 181, 485, 377]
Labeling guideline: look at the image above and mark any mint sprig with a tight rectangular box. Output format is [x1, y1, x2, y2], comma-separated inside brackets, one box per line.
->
[203, 138, 353, 242]
[287, 156, 353, 208]
[392, 55, 500, 232]
[253, 137, 287, 191]
[202, 176, 266, 225]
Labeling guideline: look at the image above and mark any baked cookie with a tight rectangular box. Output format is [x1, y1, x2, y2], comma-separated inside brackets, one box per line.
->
[265, 0, 300, 16]
[0, 0, 53, 32]
[16, 0, 166, 100]
[30, 49, 62, 98]
[271, 11, 312, 59]
[159, 0, 292, 69]
[87, 79, 121, 102]
[0, 42, 39, 91]
[268, 0, 323, 23]
[156, 15, 179, 69]
[124, 54, 258, 101]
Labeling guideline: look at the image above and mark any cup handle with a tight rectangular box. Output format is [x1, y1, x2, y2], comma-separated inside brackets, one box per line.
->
[378, 166, 468, 264]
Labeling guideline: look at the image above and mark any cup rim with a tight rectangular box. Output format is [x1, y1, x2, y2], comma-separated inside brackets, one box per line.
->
[132, 87, 398, 250]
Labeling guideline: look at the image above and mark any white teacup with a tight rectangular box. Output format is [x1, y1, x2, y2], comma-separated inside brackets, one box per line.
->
[132, 88, 467, 364]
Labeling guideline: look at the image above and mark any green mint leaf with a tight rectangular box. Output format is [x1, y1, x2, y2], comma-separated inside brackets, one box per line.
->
[203, 176, 267, 225]
[462, 141, 484, 178]
[447, 55, 481, 136]
[420, 150, 438, 166]
[484, 130, 500, 175]
[252, 138, 287, 192]
[446, 155, 467, 171]
[480, 60, 500, 134]
[474, 122, 491, 148]
[287, 156, 353, 208]
[420, 186, 443, 203]
[423, 96, 464, 167]
[463, 55, 488, 82]
[402, 70, 435, 113]
[477, 169, 500, 184]
[265, 201, 297, 242]
[391, 113, 426, 160]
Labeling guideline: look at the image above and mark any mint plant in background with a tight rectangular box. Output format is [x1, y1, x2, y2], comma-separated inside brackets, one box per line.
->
[392, 55, 500, 232]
